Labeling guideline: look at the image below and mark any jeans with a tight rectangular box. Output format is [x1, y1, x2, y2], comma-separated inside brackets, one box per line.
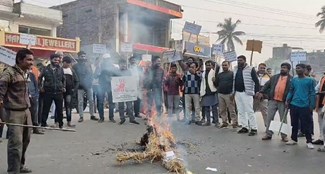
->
[41, 93, 64, 127]
[78, 88, 94, 118]
[118, 102, 135, 121]
[97, 86, 115, 120]
[203, 104, 218, 124]
[29, 96, 39, 126]
[64, 93, 72, 122]
[38, 93, 44, 125]
[6, 109, 31, 173]
[134, 98, 141, 117]
[290, 104, 312, 143]
[265, 100, 287, 138]
[235, 92, 257, 130]
[167, 95, 180, 117]
[147, 88, 163, 117]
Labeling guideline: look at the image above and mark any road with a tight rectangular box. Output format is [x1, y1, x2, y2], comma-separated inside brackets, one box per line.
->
[0, 110, 324, 174]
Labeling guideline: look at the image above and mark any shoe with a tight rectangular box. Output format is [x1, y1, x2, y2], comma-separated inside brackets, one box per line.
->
[90, 116, 99, 121]
[195, 121, 203, 126]
[262, 135, 272, 140]
[281, 137, 289, 142]
[232, 123, 239, 128]
[317, 146, 325, 152]
[67, 122, 76, 128]
[98, 119, 104, 123]
[119, 119, 126, 125]
[109, 119, 116, 123]
[130, 120, 140, 125]
[220, 123, 228, 128]
[187, 120, 195, 125]
[312, 139, 324, 145]
[78, 117, 84, 123]
[307, 143, 314, 149]
[33, 129, 44, 135]
[297, 131, 305, 137]
[286, 140, 297, 145]
[237, 127, 249, 134]
[248, 129, 257, 136]
[203, 122, 211, 126]
[20, 166, 32, 173]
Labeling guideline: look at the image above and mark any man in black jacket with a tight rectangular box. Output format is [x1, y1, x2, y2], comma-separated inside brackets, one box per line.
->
[39, 54, 66, 128]
[258, 63, 292, 142]
[73, 51, 98, 122]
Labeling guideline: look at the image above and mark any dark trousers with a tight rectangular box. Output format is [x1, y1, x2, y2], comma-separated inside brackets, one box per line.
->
[290, 105, 312, 143]
[6, 109, 31, 173]
[203, 104, 218, 123]
[41, 93, 64, 127]
[64, 93, 72, 122]
[38, 93, 44, 125]
[134, 98, 141, 117]
[29, 96, 39, 126]
[148, 88, 163, 116]
[97, 86, 115, 120]
[119, 102, 135, 121]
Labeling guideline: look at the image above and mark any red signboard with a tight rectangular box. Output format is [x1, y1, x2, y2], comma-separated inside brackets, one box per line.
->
[133, 43, 169, 53]
[4, 33, 79, 53]
[127, 0, 182, 18]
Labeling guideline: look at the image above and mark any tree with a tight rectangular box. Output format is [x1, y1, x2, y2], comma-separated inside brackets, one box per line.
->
[216, 18, 245, 52]
[316, 6, 325, 33]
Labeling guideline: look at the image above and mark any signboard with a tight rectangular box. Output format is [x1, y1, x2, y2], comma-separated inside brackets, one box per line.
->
[290, 51, 307, 62]
[142, 54, 152, 62]
[0, 46, 16, 66]
[19, 33, 37, 46]
[111, 76, 138, 103]
[246, 40, 263, 53]
[212, 44, 224, 55]
[92, 44, 107, 54]
[183, 22, 202, 35]
[163, 50, 183, 63]
[184, 41, 211, 59]
[3, 32, 79, 52]
[183, 32, 210, 45]
[120, 42, 133, 53]
[223, 51, 237, 62]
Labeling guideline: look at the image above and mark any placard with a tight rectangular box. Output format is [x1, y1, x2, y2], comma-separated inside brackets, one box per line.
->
[223, 51, 237, 62]
[92, 44, 107, 54]
[212, 44, 224, 55]
[111, 76, 138, 103]
[19, 33, 37, 46]
[183, 22, 202, 35]
[290, 52, 307, 62]
[0, 46, 16, 66]
[121, 42, 133, 53]
[142, 54, 152, 62]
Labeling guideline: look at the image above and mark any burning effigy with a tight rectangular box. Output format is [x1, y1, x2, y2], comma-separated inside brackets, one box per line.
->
[116, 115, 187, 174]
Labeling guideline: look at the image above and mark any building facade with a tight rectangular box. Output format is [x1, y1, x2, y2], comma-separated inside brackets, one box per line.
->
[54, 0, 183, 58]
[272, 44, 292, 59]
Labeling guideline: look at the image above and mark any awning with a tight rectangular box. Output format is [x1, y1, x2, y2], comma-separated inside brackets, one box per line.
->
[133, 43, 170, 54]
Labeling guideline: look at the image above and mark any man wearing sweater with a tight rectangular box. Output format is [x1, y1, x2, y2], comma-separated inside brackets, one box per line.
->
[286, 64, 316, 149]
[259, 63, 292, 142]
[234, 55, 260, 136]
[217, 61, 238, 128]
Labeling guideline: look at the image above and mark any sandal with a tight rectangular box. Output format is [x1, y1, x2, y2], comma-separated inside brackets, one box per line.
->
[317, 147, 325, 152]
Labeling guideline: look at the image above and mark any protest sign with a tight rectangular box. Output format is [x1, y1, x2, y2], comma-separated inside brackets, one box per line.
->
[0, 46, 16, 66]
[121, 42, 133, 53]
[163, 50, 183, 63]
[111, 76, 138, 103]
[19, 33, 37, 46]
[92, 44, 107, 54]
[290, 51, 307, 62]
[142, 54, 152, 62]
[212, 44, 224, 55]
[183, 22, 202, 35]
[223, 51, 237, 62]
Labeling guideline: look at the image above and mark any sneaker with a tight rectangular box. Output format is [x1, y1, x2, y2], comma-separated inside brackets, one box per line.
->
[286, 140, 297, 145]
[248, 129, 257, 136]
[312, 139, 324, 145]
[220, 123, 228, 128]
[109, 119, 116, 123]
[130, 120, 140, 125]
[203, 122, 211, 126]
[195, 121, 203, 126]
[232, 123, 239, 128]
[119, 119, 126, 125]
[238, 127, 249, 134]
[90, 116, 99, 121]
[20, 166, 32, 173]
[281, 137, 289, 142]
[307, 143, 314, 149]
[262, 135, 272, 140]
[78, 117, 84, 123]
[98, 119, 104, 123]
[317, 146, 325, 152]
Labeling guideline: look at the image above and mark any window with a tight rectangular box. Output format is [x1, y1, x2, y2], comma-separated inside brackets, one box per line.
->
[18, 25, 51, 36]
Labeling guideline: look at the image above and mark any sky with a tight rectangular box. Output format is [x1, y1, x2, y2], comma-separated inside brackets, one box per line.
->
[22, 0, 325, 64]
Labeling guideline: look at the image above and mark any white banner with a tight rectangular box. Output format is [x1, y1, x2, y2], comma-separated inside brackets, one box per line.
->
[212, 44, 224, 55]
[0, 46, 16, 66]
[120, 42, 133, 53]
[92, 44, 107, 54]
[111, 76, 138, 103]
[183, 22, 202, 35]
[142, 54, 152, 62]
[223, 51, 237, 62]
[290, 51, 307, 62]
[19, 33, 37, 45]
[162, 50, 183, 63]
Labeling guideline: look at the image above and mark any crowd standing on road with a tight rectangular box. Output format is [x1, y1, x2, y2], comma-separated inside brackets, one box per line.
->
[0, 48, 325, 173]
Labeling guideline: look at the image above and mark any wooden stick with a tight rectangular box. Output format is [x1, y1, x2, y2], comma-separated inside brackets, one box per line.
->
[0, 122, 76, 132]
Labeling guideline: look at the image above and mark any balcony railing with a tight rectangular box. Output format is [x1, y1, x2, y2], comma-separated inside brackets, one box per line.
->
[140, 0, 182, 12]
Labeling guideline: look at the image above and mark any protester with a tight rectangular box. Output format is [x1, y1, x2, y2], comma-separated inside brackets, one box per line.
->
[39, 54, 65, 128]
[216, 61, 238, 128]
[0, 48, 34, 173]
[164, 63, 183, 120]
[254, 63, 271, 127]
[267, 67, 273, 76]
[73, 51, 98, 122]
[116, 59, 140, 125]
[62, 56, 79, 127]
[304, 65, 316, 136]
[313, 73, 325, 147]
[183, 62, 202, 125]
[200, 60, 218, 126]
[92, 57, 102, 114]
[144, 56, 165, 118]
[234, 55, 259, 136]
[27, 68, 43, 134]
[286, 64, 316, 149]
[259, 63, 292, 142]
[129, 56, 143, 118]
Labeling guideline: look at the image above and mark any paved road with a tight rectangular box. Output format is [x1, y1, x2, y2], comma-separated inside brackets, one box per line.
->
[0, 110, 324, 174]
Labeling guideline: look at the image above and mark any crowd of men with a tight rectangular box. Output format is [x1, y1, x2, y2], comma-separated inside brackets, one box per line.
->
[0, 48, 325, 173]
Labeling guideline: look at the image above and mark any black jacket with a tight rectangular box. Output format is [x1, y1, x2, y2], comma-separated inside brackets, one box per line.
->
[39, 65, 66, 94]
[260, 74, 292, 101]
[63, 67, 79, 95]
[73, 60, 93, 90]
